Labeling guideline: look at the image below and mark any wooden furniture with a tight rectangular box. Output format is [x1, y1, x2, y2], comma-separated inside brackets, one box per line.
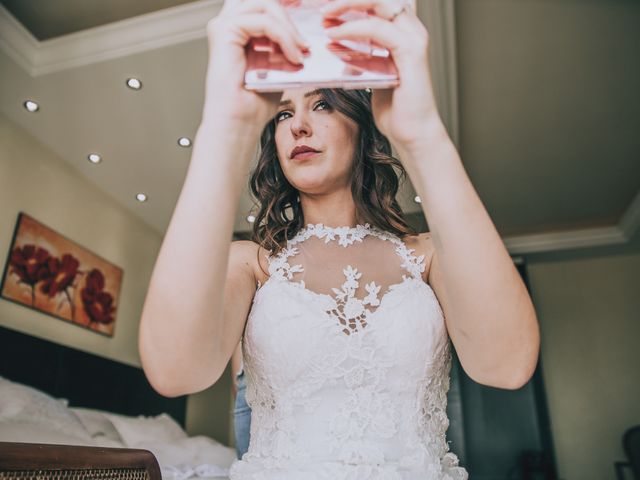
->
[0, 442, 161, 480]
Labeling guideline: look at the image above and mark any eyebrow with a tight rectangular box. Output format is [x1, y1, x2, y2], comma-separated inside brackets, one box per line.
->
[278, 89, 323, 107]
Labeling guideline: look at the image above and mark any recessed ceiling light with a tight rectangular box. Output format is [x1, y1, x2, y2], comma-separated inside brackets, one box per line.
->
[23, 100, 39, 112]
[126, 78, 142, 90]
[136, 193, 148, 202]
[414, 195, 422, 204]
[178, 137, 191, 147]
[246, 215, 256, 223]
[87, 153, 102, 164]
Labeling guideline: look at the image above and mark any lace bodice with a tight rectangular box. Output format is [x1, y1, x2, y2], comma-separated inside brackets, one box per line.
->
[229, 223, 468, 479]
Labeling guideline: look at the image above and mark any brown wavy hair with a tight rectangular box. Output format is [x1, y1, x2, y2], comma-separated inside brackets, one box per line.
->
[249, 88, 417, 259]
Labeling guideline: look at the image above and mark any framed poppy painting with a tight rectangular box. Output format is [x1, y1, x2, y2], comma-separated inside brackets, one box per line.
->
[0, 212, 123, 337]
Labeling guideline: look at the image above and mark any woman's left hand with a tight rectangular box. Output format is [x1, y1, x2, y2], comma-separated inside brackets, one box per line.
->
[321, 0, 442, 151]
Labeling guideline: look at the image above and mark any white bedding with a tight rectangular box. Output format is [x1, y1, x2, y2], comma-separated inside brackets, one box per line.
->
[0, 376, 234, 480]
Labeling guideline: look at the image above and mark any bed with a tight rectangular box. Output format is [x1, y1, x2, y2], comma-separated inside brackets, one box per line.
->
[0, 325, 235, 479]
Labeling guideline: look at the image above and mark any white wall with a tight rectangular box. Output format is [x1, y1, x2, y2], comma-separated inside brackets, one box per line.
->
[0, 112, 232, 444]
[527, 252, 640, 480]
[0, 111, 158, 366]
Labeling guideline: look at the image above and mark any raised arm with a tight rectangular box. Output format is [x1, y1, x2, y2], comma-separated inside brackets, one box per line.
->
[401, 119, 540, 391]
[138, 122, 259, 397]
[319, 0, 540, 390]
[138, 0, 308, 397]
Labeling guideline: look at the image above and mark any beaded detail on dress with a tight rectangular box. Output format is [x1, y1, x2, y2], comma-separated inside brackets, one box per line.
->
[229, 223, 468, 479]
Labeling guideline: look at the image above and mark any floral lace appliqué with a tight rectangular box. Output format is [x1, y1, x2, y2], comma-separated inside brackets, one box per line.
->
[329, 265, 381, 335]
[290, 223, 372, 247]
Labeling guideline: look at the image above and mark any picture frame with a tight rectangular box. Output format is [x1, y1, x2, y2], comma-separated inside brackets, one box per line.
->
[0, 212, 123, 337]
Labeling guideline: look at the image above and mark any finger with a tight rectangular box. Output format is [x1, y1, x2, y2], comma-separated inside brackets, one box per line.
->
[321, 0, 408, 20]
[241, 13, 306, 64]
[321, 0, 417, 18]
[234, 0, 309, 49]
[268, 0, 311, 49]
[324, 17, 401, 53]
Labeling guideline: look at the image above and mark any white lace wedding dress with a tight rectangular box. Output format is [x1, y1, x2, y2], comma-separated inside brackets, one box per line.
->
[228, 223, 468, 479]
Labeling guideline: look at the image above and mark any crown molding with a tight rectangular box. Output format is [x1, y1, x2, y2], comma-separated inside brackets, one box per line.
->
[0, 3, 40, 74]
[0, 0, 223, 76]
[504, 187, 640, 254]
[504, 225, 626, 255]
[618, 189, 640, 240]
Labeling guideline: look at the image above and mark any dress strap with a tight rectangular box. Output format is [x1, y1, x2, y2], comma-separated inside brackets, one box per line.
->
[265, 245, 304, 279]
[380, 232, 427, 280]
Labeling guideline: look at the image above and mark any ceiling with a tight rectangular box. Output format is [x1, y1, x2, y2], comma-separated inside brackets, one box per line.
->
[1, 0, 638, 256]
[0, 0, 200, 40]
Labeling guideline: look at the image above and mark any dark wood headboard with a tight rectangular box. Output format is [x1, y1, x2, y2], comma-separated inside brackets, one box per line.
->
[0, 325, 187, 427]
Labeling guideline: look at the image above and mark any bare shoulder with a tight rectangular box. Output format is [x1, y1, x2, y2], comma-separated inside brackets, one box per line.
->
[230, 239, 270, 285]
[401, 231, 436, 282]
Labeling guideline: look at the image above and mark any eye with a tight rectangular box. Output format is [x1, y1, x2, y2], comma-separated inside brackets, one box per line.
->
[274, 100, 331, 123]
[313, 100, 331, 110]
[275, 110, 291, 123]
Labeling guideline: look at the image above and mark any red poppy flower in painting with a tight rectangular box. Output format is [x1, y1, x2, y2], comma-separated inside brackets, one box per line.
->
[9, 244, 51, 286]
[84, 267, 105, 291]
[39, 253, 80, 298]
[8, 244, 52, 306]
[81, 269, 115, 325]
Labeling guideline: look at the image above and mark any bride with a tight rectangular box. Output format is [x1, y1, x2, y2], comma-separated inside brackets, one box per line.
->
[139, 0, 540, 477]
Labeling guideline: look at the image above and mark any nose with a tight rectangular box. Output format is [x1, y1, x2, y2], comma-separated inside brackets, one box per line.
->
[290, 111, 312, 138]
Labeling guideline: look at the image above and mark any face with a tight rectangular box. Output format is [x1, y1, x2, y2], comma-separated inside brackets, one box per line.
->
[274, 88, 359, 196]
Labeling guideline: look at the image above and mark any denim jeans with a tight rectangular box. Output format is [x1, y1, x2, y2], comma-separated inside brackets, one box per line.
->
[234, 369, 252, 459]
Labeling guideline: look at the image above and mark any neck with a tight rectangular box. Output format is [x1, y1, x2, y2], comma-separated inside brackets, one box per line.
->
[299, 189, 359, 228]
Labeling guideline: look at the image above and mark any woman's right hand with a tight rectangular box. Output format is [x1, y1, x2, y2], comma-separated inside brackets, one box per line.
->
[203, 0, 309, 128]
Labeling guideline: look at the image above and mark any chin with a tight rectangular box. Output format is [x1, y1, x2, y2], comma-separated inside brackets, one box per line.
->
[292, 182, 325, 194]
[290, 175, 331, 193]
[288, 164, 324, 181]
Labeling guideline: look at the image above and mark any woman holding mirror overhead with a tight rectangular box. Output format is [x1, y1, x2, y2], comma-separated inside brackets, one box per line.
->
[139, 0, 540, 477]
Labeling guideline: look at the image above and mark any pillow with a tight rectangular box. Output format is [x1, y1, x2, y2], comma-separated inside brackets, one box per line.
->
[0, 377, 91, 441]
[106, 412, 187, 447]
[69, 407, 124, 441]
[0, 419, 95, 446]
